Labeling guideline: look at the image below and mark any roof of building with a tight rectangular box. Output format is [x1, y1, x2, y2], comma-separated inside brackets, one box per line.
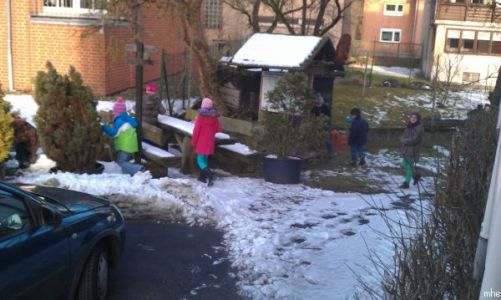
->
[228, 33, 334, 70]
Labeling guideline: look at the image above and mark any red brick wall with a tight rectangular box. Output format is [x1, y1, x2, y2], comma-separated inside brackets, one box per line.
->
[0, 4, 8, 90]
[11, 1, 32, 92]
[29, 24, 107, 95]
[361, 0, 417, 44]
[104, 25, 135, 95]
[0, 1, 187, 96]
[104, 5, 187, 95]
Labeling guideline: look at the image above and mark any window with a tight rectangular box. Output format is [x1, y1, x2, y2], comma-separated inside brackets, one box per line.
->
[380, 29, 401, 43]
[445, 29, 501, 56]
[472, 0, 487, 4]
[462, 72, 480, 83]
[493, 33, 501, 55]
[43, 0, 104, 13]
[461, 31, 475, 53]
[384, 3, 404, 16]
[204, 0, 222, 29]
[446, 29, 460, 52]
[477, 32, 491, 53]
[0, 195, 32, 239]
[448, 0, 465, 3]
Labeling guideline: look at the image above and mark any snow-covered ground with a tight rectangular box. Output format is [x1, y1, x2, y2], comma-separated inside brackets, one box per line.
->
[14, 152, 433, 300]
[352, 65, 422, 79]
[4, 94, 443, 299]
[366, 88, 490, 125]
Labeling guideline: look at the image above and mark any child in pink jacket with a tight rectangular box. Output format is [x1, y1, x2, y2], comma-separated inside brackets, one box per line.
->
[191, 98, 221, 186]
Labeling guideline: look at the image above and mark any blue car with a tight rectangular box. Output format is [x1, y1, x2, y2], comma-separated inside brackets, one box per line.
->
[0, 182, 125, 300]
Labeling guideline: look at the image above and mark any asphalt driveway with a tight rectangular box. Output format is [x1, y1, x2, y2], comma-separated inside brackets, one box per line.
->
[109, 221, 241, 300]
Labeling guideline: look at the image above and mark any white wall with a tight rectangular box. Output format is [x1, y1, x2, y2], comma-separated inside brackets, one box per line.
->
[429, 24, 501, 87]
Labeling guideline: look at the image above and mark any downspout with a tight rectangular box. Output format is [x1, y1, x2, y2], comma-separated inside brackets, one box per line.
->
[6, 0, 14, 91]
[411, 0, 419, 46]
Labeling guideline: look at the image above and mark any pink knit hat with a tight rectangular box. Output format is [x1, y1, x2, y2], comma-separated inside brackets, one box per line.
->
[145, 83, 157, 94]
[112, 97, 126, 117]
[201, 98, 213, 109]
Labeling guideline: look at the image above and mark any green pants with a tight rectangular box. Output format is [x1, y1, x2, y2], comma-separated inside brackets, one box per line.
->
[401, 159, 414, 183]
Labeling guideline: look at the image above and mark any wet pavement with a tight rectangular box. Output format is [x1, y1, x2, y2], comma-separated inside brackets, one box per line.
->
[109, 221, 241, 300]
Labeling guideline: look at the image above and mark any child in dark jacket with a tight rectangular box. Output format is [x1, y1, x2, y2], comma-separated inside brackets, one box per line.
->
[191, 98, 221, 186]
[102, 97, 143, 175]
[348, 107, 369, 166]
[142, 83, 166, 124]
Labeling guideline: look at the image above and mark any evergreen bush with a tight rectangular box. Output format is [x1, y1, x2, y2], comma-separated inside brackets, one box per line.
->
[256, 73, 328, 159]
[34, 62, 103, 173]
[0, 84, 14, 163]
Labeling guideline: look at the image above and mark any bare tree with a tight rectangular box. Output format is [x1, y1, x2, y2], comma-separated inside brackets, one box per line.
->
[173, 0, 227, 114]
[433, 54, 463, 108]
[98, 0, 228, 114]
[223, 0, 355, 36]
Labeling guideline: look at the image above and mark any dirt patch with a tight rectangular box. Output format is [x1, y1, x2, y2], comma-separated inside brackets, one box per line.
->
[304, 175, 387, 194]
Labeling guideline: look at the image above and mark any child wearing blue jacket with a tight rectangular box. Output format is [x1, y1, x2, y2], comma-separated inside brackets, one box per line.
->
[102, 97, 143, 175]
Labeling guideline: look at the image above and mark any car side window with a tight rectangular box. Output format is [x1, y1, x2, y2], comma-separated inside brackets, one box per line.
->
[0, 195, 32, 239]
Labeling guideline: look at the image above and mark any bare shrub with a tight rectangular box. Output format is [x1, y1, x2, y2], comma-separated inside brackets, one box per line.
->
[381, 109, 497, 298]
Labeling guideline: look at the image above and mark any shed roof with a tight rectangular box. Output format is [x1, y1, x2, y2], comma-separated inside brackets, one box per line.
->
[229, 33, 332, 70]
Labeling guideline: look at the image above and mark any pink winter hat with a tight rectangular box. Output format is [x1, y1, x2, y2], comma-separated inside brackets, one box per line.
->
[112, 97, 126, 117]
[145, 83, 157, 94]
[201, 98, 213, 109]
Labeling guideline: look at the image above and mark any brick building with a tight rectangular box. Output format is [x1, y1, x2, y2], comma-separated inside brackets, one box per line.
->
[0, 1, 186, 96]
[346, 0, 432, 66]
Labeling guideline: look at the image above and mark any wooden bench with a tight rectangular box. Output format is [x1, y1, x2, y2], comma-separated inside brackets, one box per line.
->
[176, 111, 261, 174]
[141, 122, 181, 177]
[141, 142, 181, 168]
[216, 143, 261, 174]
[156, 115, 235, 173]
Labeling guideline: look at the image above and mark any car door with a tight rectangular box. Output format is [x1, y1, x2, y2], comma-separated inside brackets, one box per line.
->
[0, 192, 70, 300]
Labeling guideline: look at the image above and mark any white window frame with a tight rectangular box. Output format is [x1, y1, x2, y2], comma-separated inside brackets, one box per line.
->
[384, 3, 404, 16]
[380, 28, 402, 43]
[204, 0, 222, 29]
[43, 0, 104, 16]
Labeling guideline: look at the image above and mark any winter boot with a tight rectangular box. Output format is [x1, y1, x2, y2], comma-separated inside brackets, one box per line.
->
[206, 169, 214, 187]
[412, 173, 421, 185]
[399, 182, 410, 189]
[350, 160, 357, 167]
[359, 158, 366, 166]
[198, 170, 207, 183]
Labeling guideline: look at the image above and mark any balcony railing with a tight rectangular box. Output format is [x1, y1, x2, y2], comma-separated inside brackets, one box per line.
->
[436, 0, 501, 23]
[351, 41, 422, 59]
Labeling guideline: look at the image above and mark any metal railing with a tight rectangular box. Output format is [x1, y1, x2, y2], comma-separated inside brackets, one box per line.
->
[351, 40, 422, 59]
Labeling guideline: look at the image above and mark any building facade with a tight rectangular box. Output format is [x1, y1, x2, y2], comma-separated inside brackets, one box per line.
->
[0, 1, 186, 96]
[423, 0, 501, 86]
[203, 0, 345, 59]
[348, 0, 431, 65]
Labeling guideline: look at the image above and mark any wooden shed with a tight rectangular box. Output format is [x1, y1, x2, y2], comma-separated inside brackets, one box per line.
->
[218, 33, 345, 120]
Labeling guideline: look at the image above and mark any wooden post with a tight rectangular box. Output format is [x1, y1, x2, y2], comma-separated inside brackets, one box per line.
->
[181, 136, 193, 174]
[362, 51, 369, 98]
[134, 0, 144, 164]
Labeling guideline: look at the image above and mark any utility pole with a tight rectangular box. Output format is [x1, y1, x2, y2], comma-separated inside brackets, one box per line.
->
[362, 51, 369, 98]
[134, 0, 144, 164]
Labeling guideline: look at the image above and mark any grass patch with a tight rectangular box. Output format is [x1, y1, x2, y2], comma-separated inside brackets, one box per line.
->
[338, 67, 430, 86]
[330, 84, 431, 128]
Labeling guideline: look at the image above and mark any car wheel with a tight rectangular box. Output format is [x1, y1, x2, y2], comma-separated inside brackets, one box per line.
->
[77, 245, 110, 300]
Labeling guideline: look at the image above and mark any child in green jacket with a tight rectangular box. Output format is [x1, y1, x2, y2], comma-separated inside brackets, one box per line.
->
[102, 97, 143, 175]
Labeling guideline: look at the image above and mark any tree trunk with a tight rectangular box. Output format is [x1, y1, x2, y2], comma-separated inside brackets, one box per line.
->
[490, 66, 501, 107]
[177, 0, 228, 115]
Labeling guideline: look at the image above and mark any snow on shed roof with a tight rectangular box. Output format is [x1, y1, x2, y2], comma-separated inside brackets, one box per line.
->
[230, 33, 326, 69]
